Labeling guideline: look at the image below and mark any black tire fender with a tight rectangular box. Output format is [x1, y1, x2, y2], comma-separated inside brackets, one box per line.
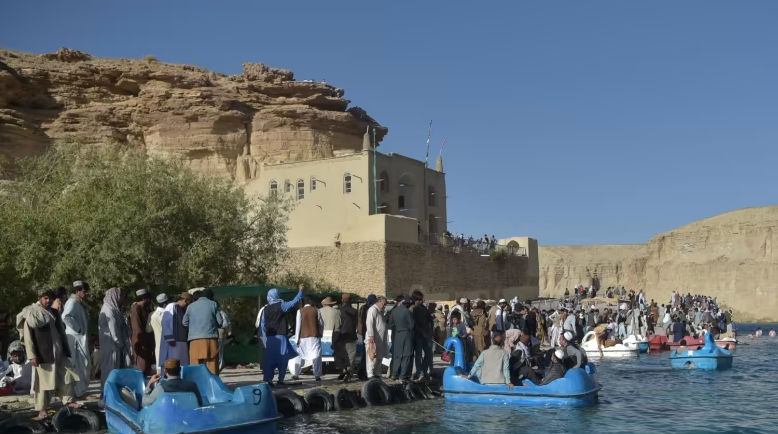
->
[303, 388, 335, 412]
[273, 389, 310, 417]
[52, 407, 101, 432]
[0, 417, 47, 434]
[361, 378, 393, 406]
[333, 388, 360, 410]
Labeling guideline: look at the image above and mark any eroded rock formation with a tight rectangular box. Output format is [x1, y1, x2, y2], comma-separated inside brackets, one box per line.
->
[539, 206, 778, 322]
[0, 47, 387, 179]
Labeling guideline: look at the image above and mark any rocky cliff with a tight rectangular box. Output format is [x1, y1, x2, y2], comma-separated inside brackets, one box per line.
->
[539, 206, 778, 322]
[0, 47, 387, 180]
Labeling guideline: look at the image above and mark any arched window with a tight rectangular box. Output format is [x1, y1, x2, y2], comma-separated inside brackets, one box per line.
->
[310, 177, 317, 191]
[343, 173, 352, 193]
[428, 214, 437, 236]
[284, 179, 291, 193]
[379, 171, 389, 193]
[428, 186, 436, 206]
[269, 180, 278, 196]
[398, 195, 405, 209]
[297, 179, 305, 200]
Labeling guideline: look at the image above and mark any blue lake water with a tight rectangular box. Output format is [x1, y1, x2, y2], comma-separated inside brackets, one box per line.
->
[279, 323, 778, 433]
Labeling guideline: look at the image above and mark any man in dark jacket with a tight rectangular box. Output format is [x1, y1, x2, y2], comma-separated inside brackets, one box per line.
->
[389, 297, 414, 382]
[410, 290, 433, 380]
[334, 293, 358, 381]
[541, 349, 567, 385]
[356, 294, 376, 380]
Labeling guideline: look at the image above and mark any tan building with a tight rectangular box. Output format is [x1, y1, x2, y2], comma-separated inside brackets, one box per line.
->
[245, 149, 446, 248]
[243, 137, 538, 301]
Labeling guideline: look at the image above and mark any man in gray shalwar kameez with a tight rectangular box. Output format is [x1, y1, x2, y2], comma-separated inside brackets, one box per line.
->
[63, 280, 91, 398]
[98, 287, 132, 398]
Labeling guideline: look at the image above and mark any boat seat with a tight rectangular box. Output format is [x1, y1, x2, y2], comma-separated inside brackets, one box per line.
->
[181, 365, 233, 405]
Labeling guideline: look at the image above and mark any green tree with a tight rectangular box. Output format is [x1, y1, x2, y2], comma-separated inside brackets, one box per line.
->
[0, 143, 290, 317]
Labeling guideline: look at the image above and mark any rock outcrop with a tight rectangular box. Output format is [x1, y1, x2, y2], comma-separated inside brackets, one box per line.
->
[0, 47, 387, 179]
[539, 206, 778, 322]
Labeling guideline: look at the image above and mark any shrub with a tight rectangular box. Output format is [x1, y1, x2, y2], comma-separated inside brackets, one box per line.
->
[0, 142, 290, 317]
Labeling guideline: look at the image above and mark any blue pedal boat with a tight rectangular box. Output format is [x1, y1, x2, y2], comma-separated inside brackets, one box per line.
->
[104, 364, 280, 434]
[441, 337, 600, 407]
[670, 332, 733, 370]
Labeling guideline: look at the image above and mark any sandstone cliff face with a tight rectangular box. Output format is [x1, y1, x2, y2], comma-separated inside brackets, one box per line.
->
[0, 47, 387, 179]
[539, 245, 648, 295]
[539, 206, 778, 322]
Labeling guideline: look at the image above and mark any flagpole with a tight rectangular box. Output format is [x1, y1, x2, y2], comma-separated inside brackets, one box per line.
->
[423, 121, 431, 242]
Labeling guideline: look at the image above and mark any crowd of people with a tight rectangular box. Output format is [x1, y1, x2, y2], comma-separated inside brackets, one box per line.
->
[0, 282, 230, 419]
[0, 280, 749, 418]
[439, 232, 499, 255]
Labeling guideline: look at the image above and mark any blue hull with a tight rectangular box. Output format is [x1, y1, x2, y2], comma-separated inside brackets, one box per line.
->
[637, 342, 649, 353]
[105, 365, 279, 433]
[440, 337, 599, 407]
[670, 332, 733, 371]
[442, 366, 600, 407]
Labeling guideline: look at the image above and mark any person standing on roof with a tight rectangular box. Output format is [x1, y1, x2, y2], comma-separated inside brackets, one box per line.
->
[260, 285, 303, 386]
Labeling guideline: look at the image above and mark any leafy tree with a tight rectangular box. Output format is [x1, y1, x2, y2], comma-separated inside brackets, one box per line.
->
[0, 143, 290, 318]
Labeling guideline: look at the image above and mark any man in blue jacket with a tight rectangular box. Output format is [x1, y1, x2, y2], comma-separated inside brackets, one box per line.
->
[260, 285, 303, 386]
[182, 289, 223, 375]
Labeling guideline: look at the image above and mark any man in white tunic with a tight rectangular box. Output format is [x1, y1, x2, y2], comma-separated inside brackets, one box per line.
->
[290, 296, 324, 380]
[150, 293, 168, 373]
[62, 280, 91, 398]
[365, 296, 389, 378]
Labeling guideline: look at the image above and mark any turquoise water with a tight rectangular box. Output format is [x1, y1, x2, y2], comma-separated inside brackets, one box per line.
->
[279, 324, 778, 433]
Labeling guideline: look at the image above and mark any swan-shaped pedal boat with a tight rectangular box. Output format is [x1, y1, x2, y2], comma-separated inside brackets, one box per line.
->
[104, 364, 279, 433]
[441, 337, 600, 407]
[670, 332, 733, 371]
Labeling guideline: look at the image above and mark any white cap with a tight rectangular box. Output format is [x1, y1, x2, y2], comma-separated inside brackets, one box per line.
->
[563, 331, 574, 341]
[554, 349, 565, 359]
[459, 297, 467, 303]
[498, 298, 507, 304]
[135, 288, 148, 297]
[156, 293, 169, 304]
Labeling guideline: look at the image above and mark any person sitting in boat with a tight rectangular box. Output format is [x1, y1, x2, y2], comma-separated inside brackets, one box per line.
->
[460, 334, 513, 389]
[541, 349, 567, 385]
[509, 332, 541, 385]
[142, 358, 203, 407]
[559, 331, 588, 369]
[675, 339, 688, 354]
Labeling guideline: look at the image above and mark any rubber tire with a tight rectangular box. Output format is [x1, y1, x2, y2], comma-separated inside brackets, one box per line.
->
[333, 388, 360, 411]
[388, 384, 409, 403]
[406, 382, 426, 400]
[0, 417, 47, 434]
[415, 383, 433, 399]
[52, 407, 101, 432]
[273, 390, 310, 417]
[361, 378, 393, 406]
[303, 388, 335, 412]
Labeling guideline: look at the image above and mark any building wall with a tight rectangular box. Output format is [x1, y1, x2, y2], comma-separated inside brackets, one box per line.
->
[281, 241, 539, 302]
[244, 150, 446, 248]
[244, 153, 371, 248]
[373, 153, 447, 237]
[385, 242, 537, 301]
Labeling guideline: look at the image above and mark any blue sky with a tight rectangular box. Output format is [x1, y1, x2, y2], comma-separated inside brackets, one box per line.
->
[3, 1, 777, 245]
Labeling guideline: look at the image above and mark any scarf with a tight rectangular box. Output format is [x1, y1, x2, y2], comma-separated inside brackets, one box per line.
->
[103, 287, 124, 313]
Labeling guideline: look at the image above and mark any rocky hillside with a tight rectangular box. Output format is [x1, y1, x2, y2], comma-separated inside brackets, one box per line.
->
[0, 47, 387, 180]
[539, 206, 778, 322]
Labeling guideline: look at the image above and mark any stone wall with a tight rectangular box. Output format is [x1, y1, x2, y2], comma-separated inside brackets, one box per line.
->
[538, 206, 778, 322]
[385, 242, 538, 302]
[280, 242, 386, 297]
[281, 241, 539, 301]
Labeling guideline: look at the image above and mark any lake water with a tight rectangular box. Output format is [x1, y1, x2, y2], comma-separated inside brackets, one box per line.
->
[279, 323, 778, 434]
